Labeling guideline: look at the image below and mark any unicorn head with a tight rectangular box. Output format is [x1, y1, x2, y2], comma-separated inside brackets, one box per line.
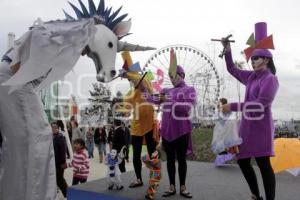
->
[1, 0, 155, 92]
[64, 0, 155, 82]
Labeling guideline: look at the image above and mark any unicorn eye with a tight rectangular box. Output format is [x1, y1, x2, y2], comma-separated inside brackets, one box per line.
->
[108, 42, 113, 48]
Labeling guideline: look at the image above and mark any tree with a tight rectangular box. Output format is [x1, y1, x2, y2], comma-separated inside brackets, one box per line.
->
[82, 83, 112, 126]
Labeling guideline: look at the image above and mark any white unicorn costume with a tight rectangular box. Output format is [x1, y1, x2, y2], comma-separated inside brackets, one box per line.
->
[0, 19, 95, 200]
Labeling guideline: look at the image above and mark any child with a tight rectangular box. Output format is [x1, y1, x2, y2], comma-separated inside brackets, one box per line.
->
[105, 147, 125, 190]
[211, 98, 242, 164]
[68, 138, 90, 185]
[142, 150, 161, 200]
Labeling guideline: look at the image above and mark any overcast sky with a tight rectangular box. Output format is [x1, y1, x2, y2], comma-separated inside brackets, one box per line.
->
[1, 0, 300, 120]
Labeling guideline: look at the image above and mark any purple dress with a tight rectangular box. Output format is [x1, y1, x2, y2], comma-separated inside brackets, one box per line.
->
[145, 81, 196, 155]
[225, 51, 279, 159]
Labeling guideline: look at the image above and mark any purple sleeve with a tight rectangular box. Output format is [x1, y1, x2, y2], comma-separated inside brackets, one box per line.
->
[143, 88, 169, 105]
[225, 51, 253, 85]
[173, 87, 197, 114]
[143, 92, 161, 105]
[230, 75, 279, 111]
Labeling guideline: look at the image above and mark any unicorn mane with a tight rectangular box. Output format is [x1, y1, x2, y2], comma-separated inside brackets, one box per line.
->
[64, 0, 129, 32]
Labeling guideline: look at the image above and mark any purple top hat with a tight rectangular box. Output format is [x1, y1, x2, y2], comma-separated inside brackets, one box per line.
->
[255, 22, 268, 43]
[251, 22, 273, 58]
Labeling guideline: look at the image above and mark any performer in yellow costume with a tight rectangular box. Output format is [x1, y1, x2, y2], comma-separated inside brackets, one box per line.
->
[116, 51, 158, 188]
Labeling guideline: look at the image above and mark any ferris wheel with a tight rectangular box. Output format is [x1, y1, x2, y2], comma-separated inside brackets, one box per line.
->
[143, 44, 221, 113]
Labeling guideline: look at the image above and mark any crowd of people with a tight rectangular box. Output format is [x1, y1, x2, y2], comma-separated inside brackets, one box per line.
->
[51, 116, 132, 198]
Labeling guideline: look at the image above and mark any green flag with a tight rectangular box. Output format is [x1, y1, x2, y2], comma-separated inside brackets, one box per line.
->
[246, 33, 255, 47]
[145, 71, 154, 81]
[169, 48, 177, 78]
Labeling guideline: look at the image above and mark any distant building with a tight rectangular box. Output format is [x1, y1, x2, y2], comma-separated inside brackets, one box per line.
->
[39, 82, 78, 122]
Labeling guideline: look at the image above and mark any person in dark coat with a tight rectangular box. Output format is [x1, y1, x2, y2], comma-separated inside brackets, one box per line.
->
[122, 122, 131, 162]
[52, 122, 68, 198]
[94, 127, 107, 163]
[112, 119, 127, 173]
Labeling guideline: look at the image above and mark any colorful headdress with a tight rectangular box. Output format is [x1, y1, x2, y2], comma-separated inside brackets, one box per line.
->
[244, 22, 275, 61]
[120, 51, 153, 93]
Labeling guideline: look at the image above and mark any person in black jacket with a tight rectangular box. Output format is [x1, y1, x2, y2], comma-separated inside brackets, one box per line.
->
[56, 119, 71, 159]
[122, 122, 131, 162]
[112, 119, 126, 173]
[94, 127, 107, 163]
[52, 122, 68, 197]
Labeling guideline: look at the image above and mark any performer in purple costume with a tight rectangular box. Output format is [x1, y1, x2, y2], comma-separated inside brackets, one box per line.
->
[145, 51, 196, 198]
[221, 22, 279, 200]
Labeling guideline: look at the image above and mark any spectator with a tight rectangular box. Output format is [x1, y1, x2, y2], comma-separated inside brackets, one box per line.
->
[67, 121, 73, 143]
[94, 127, 107, 163]
[107, 126, 114, 151]
[71, 120, 84, 144]
[68, 138, 90, 185]
[86, 127, 94, 158]
[57, 119, 71, 159]
[112, 119, 127, 173]
[52, 122, 68, 198]
[122, 122, 131, 162]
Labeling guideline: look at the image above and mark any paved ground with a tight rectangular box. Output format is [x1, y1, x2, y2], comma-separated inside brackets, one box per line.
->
[58, 147, 300, 200]
[67, 160, 300, 200]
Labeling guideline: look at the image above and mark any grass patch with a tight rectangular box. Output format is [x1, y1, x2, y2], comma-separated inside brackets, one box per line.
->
[189, 128, 216, 162]
[159, 128, 217, 162]
[128, 128, 218, 163]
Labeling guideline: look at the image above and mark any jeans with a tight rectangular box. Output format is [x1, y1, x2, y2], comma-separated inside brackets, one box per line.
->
[86, 140, 94, 158]
[97, 143, 106, 155]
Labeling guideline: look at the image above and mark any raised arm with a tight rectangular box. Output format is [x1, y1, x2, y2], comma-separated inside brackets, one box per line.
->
[225, 51, 252, 85]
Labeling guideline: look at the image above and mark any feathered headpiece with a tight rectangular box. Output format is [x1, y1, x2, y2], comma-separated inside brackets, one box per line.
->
[120, 51, 153, 93]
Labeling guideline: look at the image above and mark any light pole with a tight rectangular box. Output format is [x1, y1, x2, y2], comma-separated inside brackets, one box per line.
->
[234, 61, 245, 120]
